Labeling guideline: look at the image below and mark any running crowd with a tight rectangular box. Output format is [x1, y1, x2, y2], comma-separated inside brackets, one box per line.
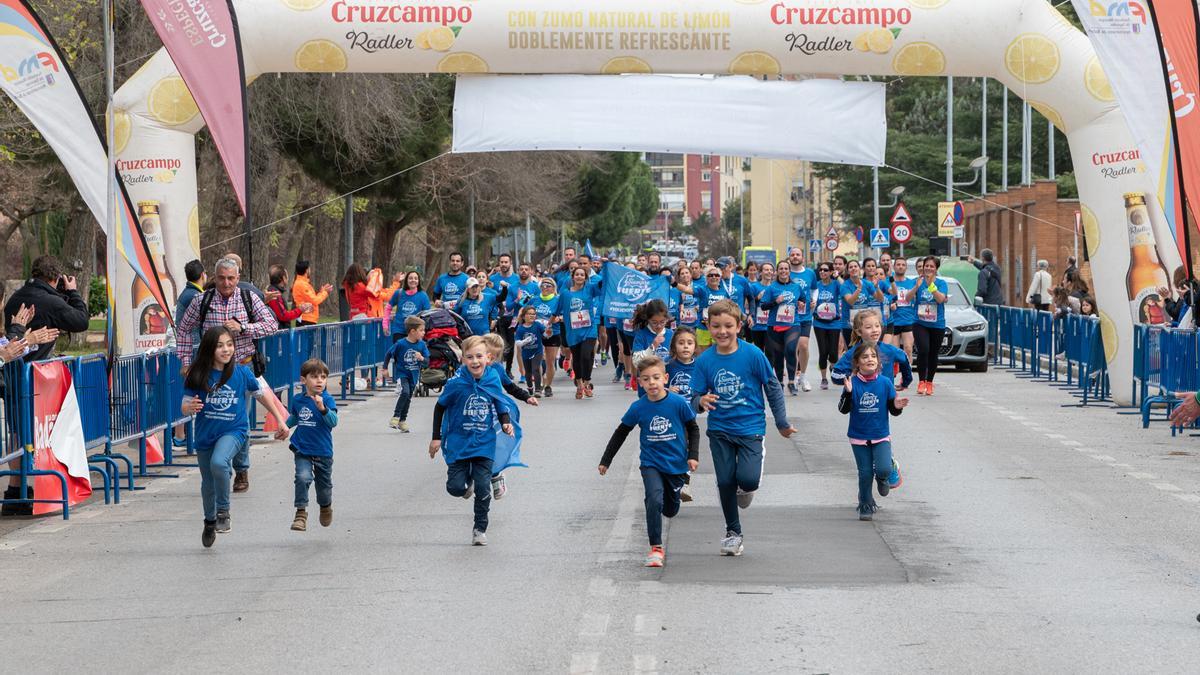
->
[178, 246, 952, 566]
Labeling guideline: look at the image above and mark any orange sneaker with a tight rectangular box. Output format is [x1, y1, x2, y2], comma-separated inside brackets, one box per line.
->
[926, 382, 935, 396]
[916, 381, 927, 395]
[644, 545, 665, 568]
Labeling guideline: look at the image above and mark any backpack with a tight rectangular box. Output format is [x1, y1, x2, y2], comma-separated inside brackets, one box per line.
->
[197, 287, 267, 377]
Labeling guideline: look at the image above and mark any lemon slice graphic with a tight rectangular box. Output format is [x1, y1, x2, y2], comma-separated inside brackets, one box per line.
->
[428, 26, 456, 52]
[295, 39, 348, 72]
[1028, 100, 1066, 133]
[1005, 34, 1059, 84]
[1085, 56, 1115, 102]
[892, 42, 945, 76]
[437, 52, 489, 73]
[283, 0, 325, 9]
[1098, 310, 1117, 363]
[907, 0, 949, 7]
[1080, 204, 1100, 259]
[188, 205, 200, 254]
[148, 77, 200, 127]
[867, 28, 894, 54]
[729, 51, 781, 76]
[108, 110, 131, 154]
[602, 56, 653, 74]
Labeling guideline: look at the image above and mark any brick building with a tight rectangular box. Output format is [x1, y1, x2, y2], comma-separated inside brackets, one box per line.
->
[961, 180, 1086, 306]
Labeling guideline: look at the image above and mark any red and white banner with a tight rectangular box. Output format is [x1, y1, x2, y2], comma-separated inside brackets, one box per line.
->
[136, 0, 250, 215]
[31, 362, 92, 515]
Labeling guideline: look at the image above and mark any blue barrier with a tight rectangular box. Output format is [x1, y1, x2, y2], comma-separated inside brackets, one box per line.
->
[0, 318, 392, 519]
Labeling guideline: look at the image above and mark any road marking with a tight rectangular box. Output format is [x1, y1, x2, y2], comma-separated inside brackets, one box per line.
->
[1111, 463, 1133, 469]
[633, 655, 659, 673]
[0, 540, 29, 551]
[578, 613, 610, 637]
[1089, 454, 1117, 462]
[1059, 440, 1082, 447]
[1128, 472, 1157, 480]
[588, 577, 615, 597]
[569, 653, 600, 674]
[1151, 483, 1182, 492]
[73, 509, 102, 519]
[1027, 426, 1047, 432]
[1172, 493, 1200, 503]
[1044, 433, 1067, 439]
[28, 521, 70, 534]
[1007, 415, 1028, 420]
[634, 614, 660, 636]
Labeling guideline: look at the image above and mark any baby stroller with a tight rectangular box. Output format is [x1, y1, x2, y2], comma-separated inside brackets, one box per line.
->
[416, 307, 470, 396]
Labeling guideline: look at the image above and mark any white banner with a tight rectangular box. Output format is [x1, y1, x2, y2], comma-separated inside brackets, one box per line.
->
[452, 75, 887, 166]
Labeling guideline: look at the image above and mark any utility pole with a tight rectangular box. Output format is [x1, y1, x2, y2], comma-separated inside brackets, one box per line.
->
[1048, 120, 1056, 179]
[946, 76, 955, 257]
[981, 77, 988, 196]
[1022, 101, 1032, 185]
[525, 210, 532, 265]
[343, 194, 354, 271]
[872, 165, 879, 261]
[1002, 87, 1009, 192]
[467, 189, 475, 266]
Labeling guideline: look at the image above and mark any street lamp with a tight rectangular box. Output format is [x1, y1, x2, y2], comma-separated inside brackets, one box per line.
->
[953, 156, 989, 188]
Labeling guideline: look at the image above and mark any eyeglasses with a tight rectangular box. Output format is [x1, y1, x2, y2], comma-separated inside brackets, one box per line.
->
[707, 273, 721, 278]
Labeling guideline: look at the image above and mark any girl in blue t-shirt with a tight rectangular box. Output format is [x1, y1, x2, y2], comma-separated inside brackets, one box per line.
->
[840, 260, 884, 347]
[837, 342, 909, 521]
[182, 327, 289, 548]
[904, 256, 949, 396]
[632, 299, 674, 363]
[514, 306, 548, 398]
[758, 261, 807, 395]
[598, 355, 700, 568]
[748, 262, 773, 354]
[811, 263, 842, 390]
[558, 267, 603, 400]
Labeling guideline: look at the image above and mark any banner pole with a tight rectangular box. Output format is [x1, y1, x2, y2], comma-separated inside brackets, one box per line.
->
[104, 0, 117, 363]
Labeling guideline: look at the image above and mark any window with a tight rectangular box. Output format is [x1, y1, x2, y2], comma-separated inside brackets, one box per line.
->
[701, 154, 712, 165]
[661, 171, 674, 182]
[702, 171, 712, 182]
[701, 191, 713, 210]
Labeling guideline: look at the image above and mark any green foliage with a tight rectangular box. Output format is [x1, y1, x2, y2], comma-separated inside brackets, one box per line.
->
[721, 193, 750, 232]
[87, 276, 107, 317]
[573, 153, 658, 246]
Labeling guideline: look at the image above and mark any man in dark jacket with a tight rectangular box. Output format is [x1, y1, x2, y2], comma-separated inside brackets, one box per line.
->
[970, 249, 1005, 306]
[3, 255, 89, 362]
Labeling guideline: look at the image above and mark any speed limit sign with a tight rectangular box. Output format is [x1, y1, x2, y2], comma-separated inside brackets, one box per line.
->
[824, 237, 839, 251]
[892, 223, 913, 244]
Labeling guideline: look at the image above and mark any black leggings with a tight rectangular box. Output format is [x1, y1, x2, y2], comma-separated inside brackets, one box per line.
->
[497, 320, 516, 373]
[913, 325, 946, 382]
[766, 328, 801, 383]
[606, 327, 621, 364]
[523, 354, 544, 391]
[814, 327, 840, 371]
[749, 330, 767, 353]
[570, 339, 596, 382]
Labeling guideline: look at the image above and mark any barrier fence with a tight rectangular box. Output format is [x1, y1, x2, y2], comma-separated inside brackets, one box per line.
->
[0, 318, 392, 519]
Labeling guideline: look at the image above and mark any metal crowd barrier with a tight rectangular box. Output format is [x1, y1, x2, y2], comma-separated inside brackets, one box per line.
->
[977, 304, 1110, 406]
[0, 318, 393, 520]
[1133, 325, 1200, 433]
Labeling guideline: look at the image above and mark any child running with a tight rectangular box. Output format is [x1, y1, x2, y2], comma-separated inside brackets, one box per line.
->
[838, 342, 909, 521]
[599, 355, 700, 568]
[514, 305, 548, 398]
[481, 333, 539, 500]
[287, 358, 339, 532]
[632, 299, 674, 363]
[429, 335, 516, 546]
[182, 326, 289, 548]
[692, 300, 795, 556]
[384, 316, 429, 432]
[667, 327, 699, 502]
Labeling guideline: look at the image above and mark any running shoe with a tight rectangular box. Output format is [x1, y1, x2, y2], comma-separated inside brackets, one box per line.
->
[399, 421, 410, 433]
[576, 383, 584, 399]
[645, 546, 665, 568]
[916, 381, 927, 396]
[876, 475, 890, 497]
[736, 488, 755, 509]
[519, 375, 526, 384]
[202, 520, 217, 548]
[544, 386, 554, 398]
[585, 383, 594, 398]
[612, 372, 623, 384]
[533, 388, 543, 398]
[319, 505, 333, 527]
[472, 529, 488, 546]
[624, 378, 632, 391]
[857, 503, 875, 521]
[888, 459, 903, 490]
[601, 352, 609, 366]
[820, 377, 829, 390]
[215, 510, 231, 533]
[800, 375, 812, 392]
[926, 382, 935, 396]
[462, 482, 475, 500]
[291, 508, 307, 531]
[389, 417, 400, 429]
[491, 474, 507, 500]
[719, 530, 744, 556]
[788, 382, 798, 396]
[680, 483, 693, 502]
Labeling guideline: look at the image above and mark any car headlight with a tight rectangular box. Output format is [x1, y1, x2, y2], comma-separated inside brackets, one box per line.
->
[957, 323, 985, 333]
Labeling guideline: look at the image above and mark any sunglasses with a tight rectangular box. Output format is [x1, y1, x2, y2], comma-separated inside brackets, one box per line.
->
[707, 273, 721, 278]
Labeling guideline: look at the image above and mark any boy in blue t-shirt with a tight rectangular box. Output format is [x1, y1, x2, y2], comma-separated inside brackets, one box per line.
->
[287, 358, 339, 532]
[599, 355, 700, 568]
[383, 316, 429, 432]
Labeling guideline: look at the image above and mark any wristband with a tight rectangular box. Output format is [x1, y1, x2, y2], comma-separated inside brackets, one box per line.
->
[1194, 391, 1200, 406]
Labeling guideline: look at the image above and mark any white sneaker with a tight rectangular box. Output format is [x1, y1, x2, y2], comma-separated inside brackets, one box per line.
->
[491, 475, 507, 500]
[399, 421, 410, 433]
[719, 530, 744, 556]
[736, 488, 755, 509]
[800, 375, 812, 392]
[389, 417, 400, 429]
[472, 529, 488, 546]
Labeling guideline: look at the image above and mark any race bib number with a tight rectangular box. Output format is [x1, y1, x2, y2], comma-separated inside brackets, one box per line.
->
[570, 309, 592, 330]
[680, 306, 698, 324]
[896, 293, 911, 308]
[702, 308, 710, 322]
[623, 318, 635, 332]
[918, 303, 937, 322]
[796, 298, 807, 316]
[777, 303, 796, 324]
[755, 307, 770, 325]
[816, 302, 838, 321]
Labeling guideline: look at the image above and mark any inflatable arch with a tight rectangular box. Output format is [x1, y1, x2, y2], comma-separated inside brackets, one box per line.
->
[112, 0, 1174, 405]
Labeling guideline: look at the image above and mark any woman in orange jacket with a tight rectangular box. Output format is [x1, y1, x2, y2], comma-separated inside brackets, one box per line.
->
[292, 260, 333, 326]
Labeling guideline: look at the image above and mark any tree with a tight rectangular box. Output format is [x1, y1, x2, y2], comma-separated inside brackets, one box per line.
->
[572, 153, 658, 247]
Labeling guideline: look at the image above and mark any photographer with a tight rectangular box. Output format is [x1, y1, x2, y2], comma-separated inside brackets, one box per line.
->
[3, 255, 88, 362]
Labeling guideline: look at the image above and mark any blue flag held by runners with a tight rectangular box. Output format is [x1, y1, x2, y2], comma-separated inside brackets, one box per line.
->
[584, 239, 596, 258]
[602, 262, 669, 319]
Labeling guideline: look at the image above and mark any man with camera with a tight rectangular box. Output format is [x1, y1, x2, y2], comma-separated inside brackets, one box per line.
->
[3, 255, 88, 362]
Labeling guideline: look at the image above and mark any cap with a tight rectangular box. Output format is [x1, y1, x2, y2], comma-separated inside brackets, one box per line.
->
[716, 256, 735, 268]
[465, 277, 480, 289]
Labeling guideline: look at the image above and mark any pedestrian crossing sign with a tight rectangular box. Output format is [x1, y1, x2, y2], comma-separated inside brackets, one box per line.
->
[870, 228, 890, 248]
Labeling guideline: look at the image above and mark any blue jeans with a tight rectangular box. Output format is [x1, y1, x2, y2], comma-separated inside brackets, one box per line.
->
[294, 453, 333, 508]
[446, 457, 494, 532]
[393, 377, 415, 419]
[233, 436, 250, 472]
[851, 441, 893, 508]
[641, 467, 686, 546]
[707, 431, 765, 535]
[197, 434, 242, 520]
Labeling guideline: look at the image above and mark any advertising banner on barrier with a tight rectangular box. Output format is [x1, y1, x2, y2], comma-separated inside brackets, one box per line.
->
[453, 75, 887, 165]
[602, 263, 670, 320]
[0, 0, 169, 335]
[31, 362, 92, 515]
[137, 0, 250, 216]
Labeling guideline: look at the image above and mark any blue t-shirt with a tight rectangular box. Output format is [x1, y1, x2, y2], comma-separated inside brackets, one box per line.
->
[673, 285, 702, 329]
[436, 371, 506, 463]
[760, 282, 805, 328]
[789, 268, 817, 322]
[692, 340, 786, 436]
[287, 392, 338, 458]
[841, 279, 881, 326]
[749, 281, 770, 332]
[457, 289, 501, 337]
[508, 279, 541, 315]
[620, 392, 697, 475]
[831, 341, 913, 389]
[559, 285, 601, 345]
[386, 337, 429, 382]
[812, 280, 843, 331]
[845, 374, 898, 441]
[633, 327, 673, 360]
[387, 290, 431, 334]
[531, 294, 563, 336]
[915, 278, 949, 329]
[489, 272, 520, 313]
[515, 321, 547, 360]
[695, 284, 730, 326]
[185, 365, 259, 450]
[888, 277, 919, 327]
[433, 272, 470, 306]
[667, 359, 696, 398]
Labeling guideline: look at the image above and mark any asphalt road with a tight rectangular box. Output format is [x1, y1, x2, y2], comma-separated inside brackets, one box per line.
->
[2, 354, 1199, 673]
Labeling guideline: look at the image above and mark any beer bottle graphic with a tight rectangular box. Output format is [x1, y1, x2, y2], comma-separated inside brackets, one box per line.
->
[1124, 192, 1170, 324]
[131, 201, 176, 347]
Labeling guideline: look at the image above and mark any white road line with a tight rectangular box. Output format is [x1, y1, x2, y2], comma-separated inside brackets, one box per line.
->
[1128, 472, 1158, 480]
[569, 653, 600, 674]
[1111, 463, 1133, 469]
[633, 654, 659, 673]
[578, 613, 610, 637]
[1007, 415, 1028, 420]
[634, 614, 660, 636]
[73, 509, 102, 519]
[28, 521, 70, 534]
[587, 577, 615, 597]
[1152, 483, 1182, 492]
[1089, 454, 1117, 462]
[0, 540, 29, 551]
[1060, 440, 1083, 447]
[1172, 493, 1200, 503]
[1044, 433, 1067, 439]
